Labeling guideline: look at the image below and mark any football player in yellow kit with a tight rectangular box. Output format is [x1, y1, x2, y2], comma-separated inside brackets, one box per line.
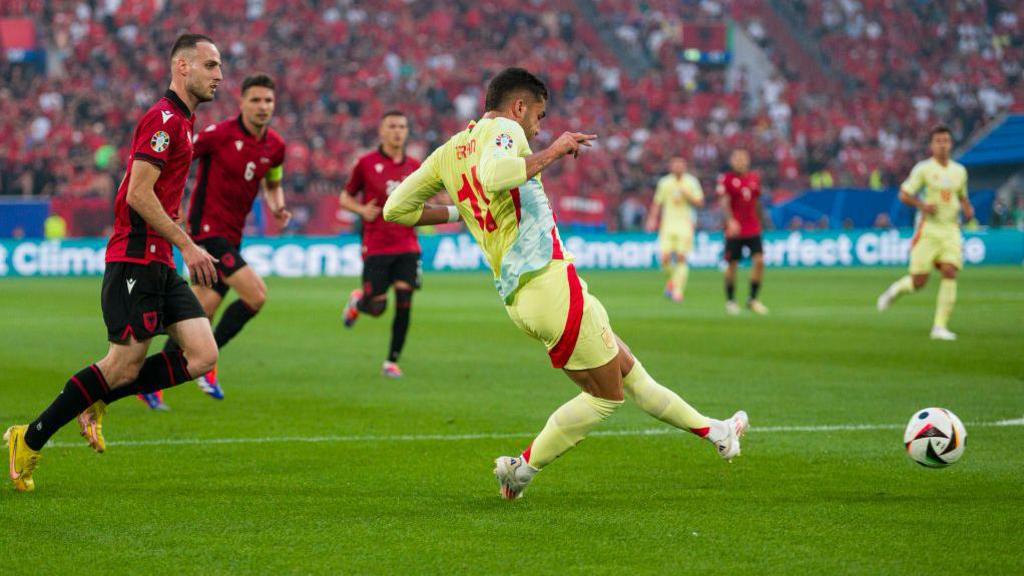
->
[383, 68, 748, 500]
[646, 156, 704, 302]
[877, 126, 974, 340]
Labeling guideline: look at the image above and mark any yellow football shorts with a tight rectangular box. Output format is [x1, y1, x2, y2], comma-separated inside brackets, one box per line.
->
[505, 260, 620, 371]
[659, 229, 694, 255]
[909, 226, 962, 275]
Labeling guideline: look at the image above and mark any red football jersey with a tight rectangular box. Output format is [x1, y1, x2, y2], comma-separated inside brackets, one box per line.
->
[346, 148, 421, 256]
[717, 170, 763, 237]
[106, 90, 195, 267]
[188, 116, 286, 245]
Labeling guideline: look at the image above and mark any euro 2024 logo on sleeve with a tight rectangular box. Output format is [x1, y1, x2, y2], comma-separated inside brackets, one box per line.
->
[150, 131, 170, 153]
[495, 133, 514, 150]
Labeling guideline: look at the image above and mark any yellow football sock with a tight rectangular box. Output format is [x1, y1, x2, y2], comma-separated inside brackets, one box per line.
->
[934, 279, 957, 329]
[671, 263, 689, 296]
[892, 275, 916, 297]
[623, 360, 710, 436]
[524, 393, 622, 470]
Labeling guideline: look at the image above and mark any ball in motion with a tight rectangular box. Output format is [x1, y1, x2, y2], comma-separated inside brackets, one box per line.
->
[903, 407, 967, 467]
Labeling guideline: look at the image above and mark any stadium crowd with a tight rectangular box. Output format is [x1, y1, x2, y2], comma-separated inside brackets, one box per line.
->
[0, 0, 1020, 233]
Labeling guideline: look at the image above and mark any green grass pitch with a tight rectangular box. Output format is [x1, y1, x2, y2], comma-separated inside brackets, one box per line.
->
[1, 266, 1022, 574]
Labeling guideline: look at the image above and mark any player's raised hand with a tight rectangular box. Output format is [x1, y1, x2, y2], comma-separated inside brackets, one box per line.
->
[182, 243, 219, 288]
[362, 200, 382, 223]
[551, 132, 598, 159]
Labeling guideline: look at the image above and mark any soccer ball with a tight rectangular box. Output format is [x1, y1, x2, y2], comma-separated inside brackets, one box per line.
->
[903, 407, 967, 467]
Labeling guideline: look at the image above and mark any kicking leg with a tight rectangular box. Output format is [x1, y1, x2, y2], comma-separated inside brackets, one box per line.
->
[615, 336, 747, 456]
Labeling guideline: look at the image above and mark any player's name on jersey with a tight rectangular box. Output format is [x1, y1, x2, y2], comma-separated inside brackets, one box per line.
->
[1, 230, 1018, 278]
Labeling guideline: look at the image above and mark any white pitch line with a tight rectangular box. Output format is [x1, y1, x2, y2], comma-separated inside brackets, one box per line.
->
[45, 417, 1024, 450]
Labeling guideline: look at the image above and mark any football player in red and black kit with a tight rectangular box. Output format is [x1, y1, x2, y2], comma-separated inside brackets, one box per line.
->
[150, 74, 289, 406]
[4, 35, 222, 492]
[717, 149, 769, 315]
[341, 111, 422, 379]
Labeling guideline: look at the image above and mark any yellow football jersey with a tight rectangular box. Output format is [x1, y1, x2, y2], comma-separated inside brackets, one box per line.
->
[901, 158, 968, 231]
[654, 172, 703, 234]
[383, 117, 570, 302]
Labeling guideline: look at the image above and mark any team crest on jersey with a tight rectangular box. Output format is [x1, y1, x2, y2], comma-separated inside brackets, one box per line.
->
[732, 177, 741, 187]
[235, 140, 244, 152]
[150, 131, 170, 153]
[375, 163, 384, 174]
[142, 311, 158, 333]
[495, 133, 514, 150]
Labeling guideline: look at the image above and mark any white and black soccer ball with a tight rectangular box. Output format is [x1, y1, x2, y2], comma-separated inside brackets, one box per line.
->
[903, 408, 967, 467]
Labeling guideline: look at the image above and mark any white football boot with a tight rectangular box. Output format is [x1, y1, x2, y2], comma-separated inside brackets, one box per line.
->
[930, 326, 957, 341]
[493, 455, 537, 500]
[725, 301, 741, 316]
[876, 288, 895, 311]
[709, 410, 749, 461]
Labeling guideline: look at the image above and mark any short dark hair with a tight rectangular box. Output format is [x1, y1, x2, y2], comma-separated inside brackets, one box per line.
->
[484, 67, 549, 112]
[930, 125, 953, 139]
[242, 74, 276, 95]
[381, 110, 406, 121]
[170, 33, 215, 60]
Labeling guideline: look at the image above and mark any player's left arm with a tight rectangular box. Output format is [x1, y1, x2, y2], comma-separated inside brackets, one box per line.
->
[645, 181, 663, 232]
[685, 176, 705, 208]
[959, 171, 974, 222]
[262, 164, 291, 227]
[383, 150, 452, 227]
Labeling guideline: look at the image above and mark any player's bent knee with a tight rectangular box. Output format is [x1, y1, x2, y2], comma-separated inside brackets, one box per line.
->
[364, 296, 387, 317]
[245, 290, 267, 312]
[187, 345, 219, 377]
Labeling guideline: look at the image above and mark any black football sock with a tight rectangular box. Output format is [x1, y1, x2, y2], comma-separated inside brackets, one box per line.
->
[750, 281, 762, 302]
[388, 290, 413, 363]
[24, 365, 110, 451]
[102, 350, 193, 404]
[214, 300, 258, 349]
[725, 281, 736, 302]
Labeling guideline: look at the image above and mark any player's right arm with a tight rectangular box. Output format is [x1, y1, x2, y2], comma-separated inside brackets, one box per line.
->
[477, 119, 596, 194]
[125, 161, 217, 286]
[899, 162, 935, 215]
[718, 175, 739, 237]
[645, 178, 665, 232]
[383, 149, 450, 227]
[339, 159, 383, 222]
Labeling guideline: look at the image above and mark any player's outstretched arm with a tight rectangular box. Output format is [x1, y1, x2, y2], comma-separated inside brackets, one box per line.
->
[383, 158, 448, 227]
[525, 132, 597, 181]
[126, 160, 218, 287]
